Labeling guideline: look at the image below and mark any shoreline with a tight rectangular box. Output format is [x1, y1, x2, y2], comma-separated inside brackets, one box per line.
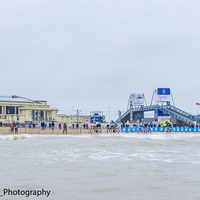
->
[0, 127, 200, 135]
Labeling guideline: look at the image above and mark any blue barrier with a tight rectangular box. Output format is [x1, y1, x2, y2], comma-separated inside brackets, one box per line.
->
[121, 127, 200, 133]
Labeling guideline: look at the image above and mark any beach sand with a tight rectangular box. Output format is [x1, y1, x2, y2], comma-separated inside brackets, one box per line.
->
[0, 127, 109, 135]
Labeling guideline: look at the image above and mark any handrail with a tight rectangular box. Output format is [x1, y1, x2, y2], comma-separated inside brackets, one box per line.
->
[116, 105, 196, 125]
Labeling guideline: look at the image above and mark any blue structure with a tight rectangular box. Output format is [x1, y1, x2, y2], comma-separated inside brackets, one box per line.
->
[117, 88, 200, 126]
[154, 109, 170, 122]
[116, 105, 200, 125]
[121, 127, 200, 133]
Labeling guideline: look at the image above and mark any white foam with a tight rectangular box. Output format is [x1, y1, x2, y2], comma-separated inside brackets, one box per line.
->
[0, 134, 30, 140]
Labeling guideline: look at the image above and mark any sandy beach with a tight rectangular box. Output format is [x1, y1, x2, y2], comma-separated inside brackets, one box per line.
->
[0, 127, 109, 135]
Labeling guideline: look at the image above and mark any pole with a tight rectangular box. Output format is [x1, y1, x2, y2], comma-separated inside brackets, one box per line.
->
[118, 110, 121, 123]
[108, 107, 110, 122]
[150, 90, 155, 106]
[77, 109, 78, 125]
[72, 106, 74, 124]
[144, 95, 147, 106]
[127, 96, 130, 111]
[170, 91, 175, 107]
[77, 109, 81, 126]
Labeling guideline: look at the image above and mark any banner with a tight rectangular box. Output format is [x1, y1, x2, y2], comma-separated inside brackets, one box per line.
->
[131, 93, 144, 106]
[154, 109, 170, 122]
[157, 116, 171, 123]
[153, 88, 171, 104]
[121, 127, 200, 133]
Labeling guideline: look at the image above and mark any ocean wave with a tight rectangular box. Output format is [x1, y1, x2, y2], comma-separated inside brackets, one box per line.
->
[0, 134, 30, 140]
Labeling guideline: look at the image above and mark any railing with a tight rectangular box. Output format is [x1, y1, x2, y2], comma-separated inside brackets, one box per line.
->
[116, 105, 196, 125]
[165, 105, 200, 123]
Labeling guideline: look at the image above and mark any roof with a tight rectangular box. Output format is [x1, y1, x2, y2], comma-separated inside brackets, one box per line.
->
[0, 95, 41, 104]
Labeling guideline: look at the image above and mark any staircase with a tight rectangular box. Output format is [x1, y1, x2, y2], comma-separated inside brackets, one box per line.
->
[116, 105, 199, 125]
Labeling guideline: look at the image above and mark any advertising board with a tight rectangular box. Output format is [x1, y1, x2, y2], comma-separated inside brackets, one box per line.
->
[90, 117, 103, 123]
[121, 127, 200, 133]
[154, 109, 170, 122]
[90, 111, 103, 123]
[130, 93, 144, 107]
[153, 88, 171, 104]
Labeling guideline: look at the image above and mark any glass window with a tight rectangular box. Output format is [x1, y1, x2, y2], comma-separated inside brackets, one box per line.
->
[0, 106, 2, 114]
[6, 106, 15, 114]
[16, 107, 19, 114]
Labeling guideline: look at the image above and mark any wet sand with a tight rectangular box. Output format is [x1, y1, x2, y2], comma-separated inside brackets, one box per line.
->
[0, 127, 108, 135]
[0, 127, 199, 135]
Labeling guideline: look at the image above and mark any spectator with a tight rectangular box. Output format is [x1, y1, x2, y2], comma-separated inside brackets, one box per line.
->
[41, 122, 45, 130]
[76, 123, 79, 129]
[10, 122, 14, 134]
[15, 122, 18, 134]
[0, 122, 2, 127]
[83, 124, 86, 129]
[29, 122, 31, 129]
[59, 123, 61, 129]
[72, 124, 74, 129]
[49, 123, 52, 129]
[86, 124, 88, 129]
[63, 123, 67, 134]
[52, 121, 55, 130]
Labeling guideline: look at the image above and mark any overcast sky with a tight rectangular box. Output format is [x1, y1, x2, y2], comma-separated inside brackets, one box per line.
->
[1, 0, 200, 121]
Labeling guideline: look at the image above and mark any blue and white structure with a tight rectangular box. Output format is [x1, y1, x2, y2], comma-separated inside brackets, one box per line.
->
[121, 127, 200, 133]
[90, 111, 103, 123]
[116, 88, 200, 126]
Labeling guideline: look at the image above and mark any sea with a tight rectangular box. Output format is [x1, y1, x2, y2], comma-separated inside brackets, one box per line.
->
[0, 133, 200, 200]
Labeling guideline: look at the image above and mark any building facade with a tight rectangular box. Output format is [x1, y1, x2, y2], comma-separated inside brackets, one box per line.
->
[0, 95, 58, 123]
[0, 95, 106, 124]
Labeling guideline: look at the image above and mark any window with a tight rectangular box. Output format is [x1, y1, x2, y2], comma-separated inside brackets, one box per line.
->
[6, 106, 15, 114]
[0, 106, 2, 114]
[16, 107, 19, 114]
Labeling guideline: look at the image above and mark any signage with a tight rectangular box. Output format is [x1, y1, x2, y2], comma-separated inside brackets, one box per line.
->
[153, 88, 171, 104]
[90, 117, 103, 123]
[154, 109, 170, 122]
[130, 93, 145, 107]
[121, 127, 200, 133]
[90, 111, 103, 123]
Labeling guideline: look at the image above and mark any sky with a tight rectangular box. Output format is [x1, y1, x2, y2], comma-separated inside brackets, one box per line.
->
[0, 0, 200, 121]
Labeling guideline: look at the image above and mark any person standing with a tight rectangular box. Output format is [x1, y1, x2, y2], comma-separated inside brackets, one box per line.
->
[63, 123, 67, 134]
[10, 122, 14, 134]
[52, 121, 55, 130]
[15, 123, 18, 134]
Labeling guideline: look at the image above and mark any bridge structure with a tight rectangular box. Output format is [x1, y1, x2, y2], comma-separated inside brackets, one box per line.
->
[116, 104, 200, 126]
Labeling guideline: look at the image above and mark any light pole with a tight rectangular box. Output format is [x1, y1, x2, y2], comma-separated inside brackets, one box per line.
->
[72, 106, 74, 124]
[108, 107, 110, 123]
[8, 109, 10, 124]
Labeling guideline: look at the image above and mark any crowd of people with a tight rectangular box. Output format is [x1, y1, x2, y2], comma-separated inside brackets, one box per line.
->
[1, 119, 199, 135]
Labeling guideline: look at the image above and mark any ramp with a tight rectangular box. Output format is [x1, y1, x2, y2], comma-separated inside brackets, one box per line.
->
[116, 105, 200, 125]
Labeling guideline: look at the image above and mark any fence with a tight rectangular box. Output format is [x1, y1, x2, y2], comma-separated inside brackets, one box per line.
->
[121, 127, 200, 133]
